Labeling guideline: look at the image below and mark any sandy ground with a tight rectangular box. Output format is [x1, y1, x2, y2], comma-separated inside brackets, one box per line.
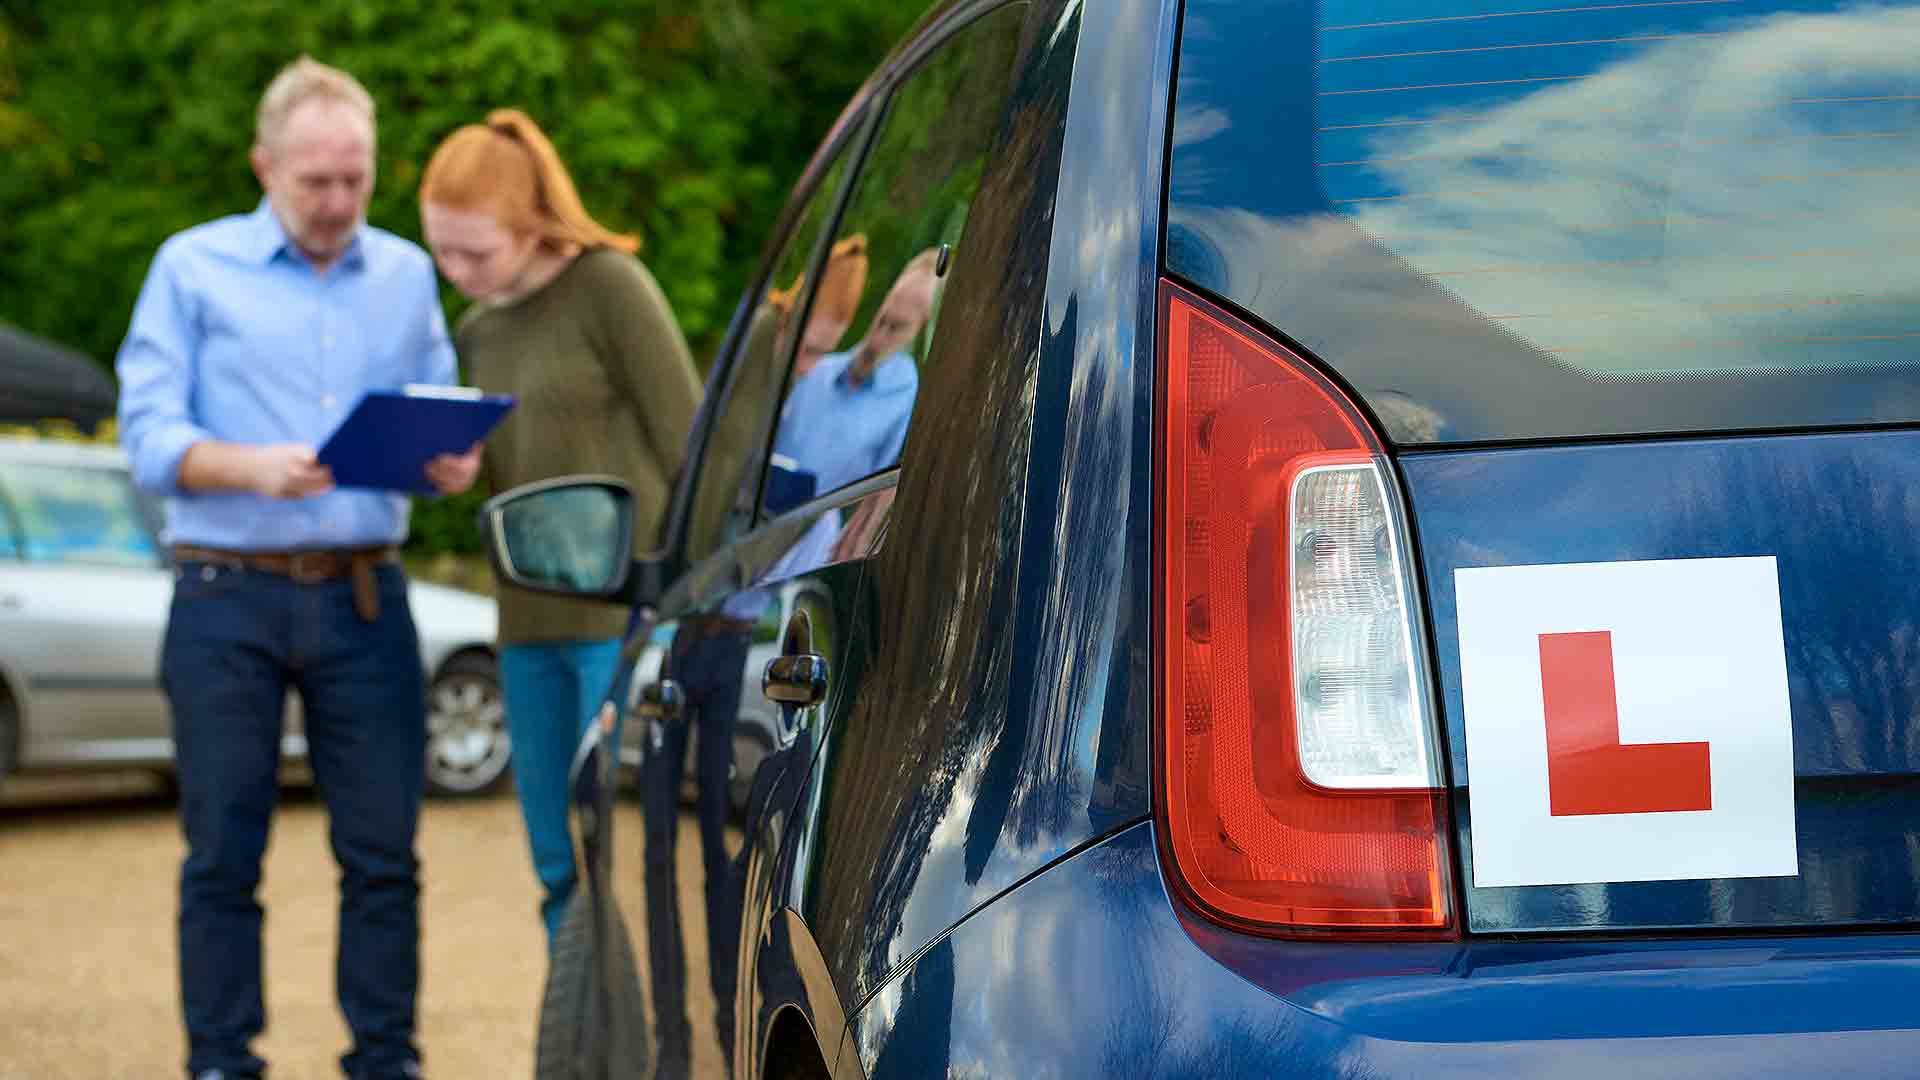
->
[0, 775, 726, 1079]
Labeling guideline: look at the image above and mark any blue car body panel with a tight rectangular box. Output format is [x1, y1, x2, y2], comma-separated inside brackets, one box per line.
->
[1401, 431, 1920, 933]
[558, 0, 1920, 1074]
[847, 822, 1920, 1077]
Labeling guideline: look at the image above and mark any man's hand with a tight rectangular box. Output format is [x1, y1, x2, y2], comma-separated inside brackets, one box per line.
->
[426, 443, 483, 496]
[179, 441, 333, 497]
[249, 444, 336, 499]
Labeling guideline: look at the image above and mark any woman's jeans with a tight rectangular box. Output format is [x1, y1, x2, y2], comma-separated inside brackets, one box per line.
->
[498, 638, 624, 940]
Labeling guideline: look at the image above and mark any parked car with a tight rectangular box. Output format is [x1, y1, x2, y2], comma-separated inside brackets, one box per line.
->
[493, 0, 1920, 1076]
[0, 438, 507, 796]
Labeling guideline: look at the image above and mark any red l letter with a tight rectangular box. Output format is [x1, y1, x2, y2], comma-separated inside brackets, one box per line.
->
[1539, 631, 1712, 816]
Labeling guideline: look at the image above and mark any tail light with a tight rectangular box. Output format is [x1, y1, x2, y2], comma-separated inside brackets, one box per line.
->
[1156, 280, 1454, 936]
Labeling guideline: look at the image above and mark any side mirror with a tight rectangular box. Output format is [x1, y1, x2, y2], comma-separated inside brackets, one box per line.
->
[479, 476, 639, 600]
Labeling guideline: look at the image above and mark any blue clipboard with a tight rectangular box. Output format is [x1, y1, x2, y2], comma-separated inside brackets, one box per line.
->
[317, 385, 515, 494]
[763, 454, 818, 516]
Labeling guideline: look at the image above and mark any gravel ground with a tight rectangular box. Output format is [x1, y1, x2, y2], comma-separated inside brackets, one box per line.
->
[0, 777, 724, 1079]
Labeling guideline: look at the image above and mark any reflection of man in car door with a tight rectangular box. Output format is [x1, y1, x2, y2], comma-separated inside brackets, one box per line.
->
[773, 249, 940, 496]
[640, 235, 870, 1077]
[767, 249, 943, 577]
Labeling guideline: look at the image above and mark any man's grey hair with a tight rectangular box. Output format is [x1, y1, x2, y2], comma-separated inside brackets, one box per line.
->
[255, 55, 375, 151]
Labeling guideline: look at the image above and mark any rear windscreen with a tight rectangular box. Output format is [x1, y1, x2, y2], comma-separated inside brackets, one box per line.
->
[1168, 0, 1920, 443]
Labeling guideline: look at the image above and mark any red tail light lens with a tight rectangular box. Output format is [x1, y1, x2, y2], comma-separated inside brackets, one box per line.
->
[1157, 280, 1454, 935]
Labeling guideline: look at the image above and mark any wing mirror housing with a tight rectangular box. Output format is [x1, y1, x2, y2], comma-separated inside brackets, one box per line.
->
[478, 475, 665, 606]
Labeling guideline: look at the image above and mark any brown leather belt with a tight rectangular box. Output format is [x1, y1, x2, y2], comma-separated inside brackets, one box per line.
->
[683, 613, 757, 635]
[171, 544, 399, 622]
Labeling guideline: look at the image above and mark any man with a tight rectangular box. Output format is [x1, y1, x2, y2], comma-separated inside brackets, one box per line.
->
[772, 249, 940, 493]
[117, 56, 478, 1080]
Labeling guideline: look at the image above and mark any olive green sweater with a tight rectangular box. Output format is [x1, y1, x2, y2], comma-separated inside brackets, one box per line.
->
[459, 248, 702, 644]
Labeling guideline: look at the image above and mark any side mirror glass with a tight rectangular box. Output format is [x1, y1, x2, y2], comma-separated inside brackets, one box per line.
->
[480, 476, 634, 598]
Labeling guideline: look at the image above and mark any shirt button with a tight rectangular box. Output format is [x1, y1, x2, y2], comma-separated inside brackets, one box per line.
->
[321, 394, 338, 409]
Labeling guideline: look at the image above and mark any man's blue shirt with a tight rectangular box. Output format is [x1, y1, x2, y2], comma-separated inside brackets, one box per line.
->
[116, 200, 456, 550]
[772, 348, 918, 495]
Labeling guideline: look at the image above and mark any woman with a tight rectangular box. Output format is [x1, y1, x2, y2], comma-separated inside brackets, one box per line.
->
[418, 109, 702, 942]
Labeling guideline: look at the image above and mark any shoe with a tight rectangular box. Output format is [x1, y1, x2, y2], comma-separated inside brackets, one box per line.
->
[341, 1065, 422, 1080]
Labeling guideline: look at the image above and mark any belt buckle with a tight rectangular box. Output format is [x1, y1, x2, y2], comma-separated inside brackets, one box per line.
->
[287, 551, 333, 584]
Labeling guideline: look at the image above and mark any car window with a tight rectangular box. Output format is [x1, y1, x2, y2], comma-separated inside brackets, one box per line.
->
[1169, 0, 1920, 444]
[759, 4, 1027, 518]
[0, 461, 162, 568]
[681, 148, 863, 566]
[0, 482, 18, 559]
[1313, 0, 1920, 383]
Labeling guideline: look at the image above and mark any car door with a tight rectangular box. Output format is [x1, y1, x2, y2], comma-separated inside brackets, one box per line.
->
[599, 8, 1038, 1075]
[720, 6, 1035, 1077]
[596, 95, 880, 1080]
[0, 458, 173, 766]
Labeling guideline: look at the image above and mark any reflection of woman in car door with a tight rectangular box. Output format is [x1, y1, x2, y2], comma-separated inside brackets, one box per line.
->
[417, 109, 702, 943]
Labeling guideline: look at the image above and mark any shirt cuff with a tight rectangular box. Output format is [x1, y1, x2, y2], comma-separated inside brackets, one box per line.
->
[130, 422, 213, 497]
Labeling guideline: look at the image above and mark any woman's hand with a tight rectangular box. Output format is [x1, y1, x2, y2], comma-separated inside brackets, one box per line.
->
[425, 443, 483, 496]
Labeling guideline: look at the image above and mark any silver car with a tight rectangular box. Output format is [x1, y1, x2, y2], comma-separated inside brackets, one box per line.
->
[0, 438, 508, 796]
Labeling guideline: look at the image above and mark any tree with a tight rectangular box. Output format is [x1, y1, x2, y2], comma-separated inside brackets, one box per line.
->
[0, 0, 924, 554]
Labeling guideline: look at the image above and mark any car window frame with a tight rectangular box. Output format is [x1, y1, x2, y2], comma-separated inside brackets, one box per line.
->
[652, 0, 1029, 619]
[745, 0, 1033, 529]
[661, 108, 882, 585]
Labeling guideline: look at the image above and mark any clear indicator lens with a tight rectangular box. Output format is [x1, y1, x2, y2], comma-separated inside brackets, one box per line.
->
[1291, 463, 1431, 789]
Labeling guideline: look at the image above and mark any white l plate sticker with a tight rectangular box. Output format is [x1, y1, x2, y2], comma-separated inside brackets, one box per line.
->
[1455, 556, 1798, 888]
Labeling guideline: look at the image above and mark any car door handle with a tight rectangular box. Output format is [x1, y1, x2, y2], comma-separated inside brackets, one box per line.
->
[635, 678, 685, 721]
[634, 678, 684, 753]
[763, 654, 828, 708]
[0, 593, 20, 610]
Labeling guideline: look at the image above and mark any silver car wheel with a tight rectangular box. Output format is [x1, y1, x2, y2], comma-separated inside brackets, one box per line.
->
[425, 654, 510, 796]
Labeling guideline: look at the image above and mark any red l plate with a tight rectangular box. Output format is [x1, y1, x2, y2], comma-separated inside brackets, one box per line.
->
[1539, 631, 1712, 816]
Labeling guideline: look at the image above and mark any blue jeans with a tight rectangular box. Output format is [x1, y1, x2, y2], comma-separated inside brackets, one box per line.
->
[498, 638, 623, 940]
[162, 561, 424, 1080]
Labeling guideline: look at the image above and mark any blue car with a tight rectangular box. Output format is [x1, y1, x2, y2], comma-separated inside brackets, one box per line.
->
[486, 0, 1920, 1075]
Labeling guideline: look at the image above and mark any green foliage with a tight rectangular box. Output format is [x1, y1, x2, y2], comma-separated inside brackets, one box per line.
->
[834, 5, 1021, 346]
[411, 487, 490, 556]
[0, 0, 923, 555]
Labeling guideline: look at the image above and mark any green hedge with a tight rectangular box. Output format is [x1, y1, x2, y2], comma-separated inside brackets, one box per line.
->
[0, 0, 922, 555]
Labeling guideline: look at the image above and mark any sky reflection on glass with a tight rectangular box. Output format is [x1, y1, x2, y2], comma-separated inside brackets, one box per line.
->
[1318, 0, 1920, 375]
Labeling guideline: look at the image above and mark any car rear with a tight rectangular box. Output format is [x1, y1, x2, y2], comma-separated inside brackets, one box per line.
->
[1152, 0, 1920, 1067]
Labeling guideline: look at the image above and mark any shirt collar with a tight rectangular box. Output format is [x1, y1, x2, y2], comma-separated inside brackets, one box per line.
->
[249, 197, 367, 272]
[834, 349, 914, 393]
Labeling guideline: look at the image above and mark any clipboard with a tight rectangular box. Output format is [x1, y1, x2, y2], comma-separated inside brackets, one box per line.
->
[316, 384, 515, 494]
[763, 454, 818, 516]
